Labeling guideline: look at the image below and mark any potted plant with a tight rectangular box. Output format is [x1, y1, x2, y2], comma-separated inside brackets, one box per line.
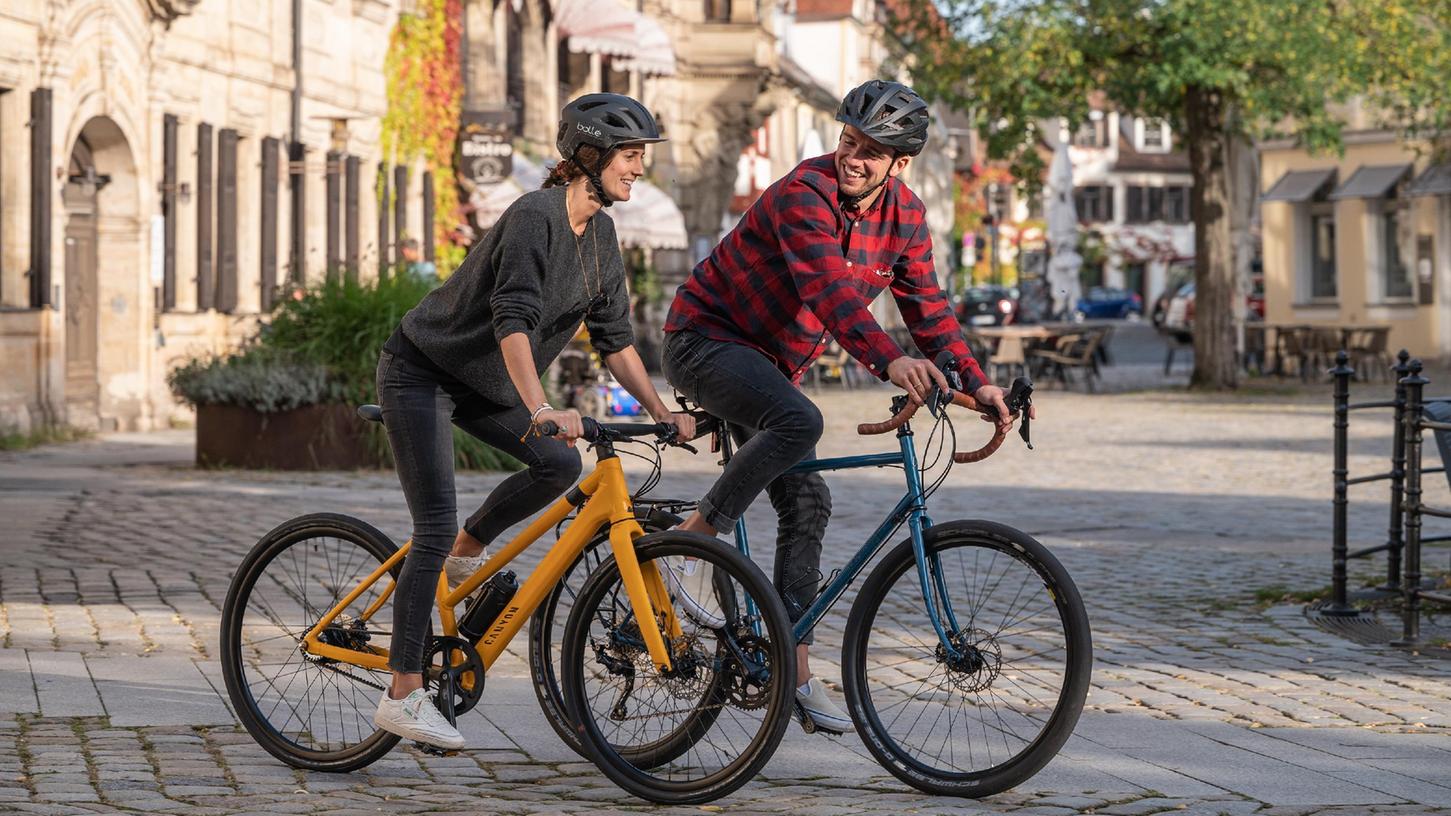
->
[168, 276, 520, 471]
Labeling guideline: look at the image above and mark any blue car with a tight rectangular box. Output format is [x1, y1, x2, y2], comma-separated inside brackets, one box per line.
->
[1075, 287, 1143, 320]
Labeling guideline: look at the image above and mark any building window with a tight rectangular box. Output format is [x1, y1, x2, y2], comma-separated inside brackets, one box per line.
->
[1139, 119, 1169, 152]
[1073, 185, 1113, 223]
[704, 0, 731, 22]
[1072, 113, 1109, 148]
[1381, 203, 1413, 300]
[1163, 185, 1191, 223]
[1308, 203, 1336, 300]
[1126, 184, 1191, 223]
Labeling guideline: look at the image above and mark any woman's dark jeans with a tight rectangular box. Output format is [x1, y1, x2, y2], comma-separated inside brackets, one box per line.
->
[377, 349, 581, 673]
[662, 330, 831, 642]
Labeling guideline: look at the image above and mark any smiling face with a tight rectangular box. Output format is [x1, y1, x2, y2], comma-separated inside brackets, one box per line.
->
[836, 125, 911, 199]
[599, 145, 647, 201]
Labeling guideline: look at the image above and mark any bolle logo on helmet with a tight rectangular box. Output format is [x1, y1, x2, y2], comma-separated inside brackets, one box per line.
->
[576, 122, 603, 138]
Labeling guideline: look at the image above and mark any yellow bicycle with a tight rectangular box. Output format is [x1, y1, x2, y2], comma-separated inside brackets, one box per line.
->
[220, 411, 795, 804]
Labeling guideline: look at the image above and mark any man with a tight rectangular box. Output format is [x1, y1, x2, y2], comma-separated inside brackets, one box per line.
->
[399, 236, 437, 282]
[660, 79, 1021, 734]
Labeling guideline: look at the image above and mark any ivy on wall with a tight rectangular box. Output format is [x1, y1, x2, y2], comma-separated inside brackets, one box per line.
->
[381, 0, 467, 274]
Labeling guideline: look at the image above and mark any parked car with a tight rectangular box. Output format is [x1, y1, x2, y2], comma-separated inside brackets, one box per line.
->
[1160, 272, 1266, 339]
[957, 285, 1018, 327]
[1075, 287, 1143, 320]
[1152, 262, 1196, 328]
[1163, 282, 1195, 340]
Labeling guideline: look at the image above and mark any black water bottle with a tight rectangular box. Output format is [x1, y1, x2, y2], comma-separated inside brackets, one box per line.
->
[458, 571, 519, 641]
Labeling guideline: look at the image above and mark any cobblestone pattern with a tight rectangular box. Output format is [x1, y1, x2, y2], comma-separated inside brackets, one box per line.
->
[2, 383, 1450, 814]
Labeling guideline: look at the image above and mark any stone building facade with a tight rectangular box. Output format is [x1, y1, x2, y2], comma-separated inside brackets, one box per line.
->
[0, 0, 428, 433]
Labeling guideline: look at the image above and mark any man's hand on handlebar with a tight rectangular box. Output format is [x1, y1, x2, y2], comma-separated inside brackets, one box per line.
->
[971, 384, 1036, 434]
[887, 356, 950, 406]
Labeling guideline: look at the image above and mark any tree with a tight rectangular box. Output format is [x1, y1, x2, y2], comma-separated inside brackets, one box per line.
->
[893, 0, 1451, 388]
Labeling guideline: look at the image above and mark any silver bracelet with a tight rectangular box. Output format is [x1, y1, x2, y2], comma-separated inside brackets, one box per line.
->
[530, 403, 554, 425]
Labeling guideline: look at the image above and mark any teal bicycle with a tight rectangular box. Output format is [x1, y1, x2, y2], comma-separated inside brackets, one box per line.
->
[539, 365, 1092, 798]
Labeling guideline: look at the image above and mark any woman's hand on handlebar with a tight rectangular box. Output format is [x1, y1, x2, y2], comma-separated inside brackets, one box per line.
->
[651, 410, 697, 443]
[971, 384, 1035, 432]
[535, 408, 585, 446]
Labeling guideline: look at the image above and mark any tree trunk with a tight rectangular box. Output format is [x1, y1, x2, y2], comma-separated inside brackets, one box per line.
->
[1184, 85, 1239, 389]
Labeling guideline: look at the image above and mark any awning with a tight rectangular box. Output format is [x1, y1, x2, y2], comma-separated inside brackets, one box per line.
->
[554, 0, 677, 76]
[1409, 164, 1451, 197]
[1261, 168, 1336, 202]
[1329, 163, 1412, 200]
[469, 156, 687, 249]
[609, 177, 688, 249]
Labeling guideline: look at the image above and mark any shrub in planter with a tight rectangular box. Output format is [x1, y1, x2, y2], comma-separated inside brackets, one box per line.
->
[168, 276, 522, 472]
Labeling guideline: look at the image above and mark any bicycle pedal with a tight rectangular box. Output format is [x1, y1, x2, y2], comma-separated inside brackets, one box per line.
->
[413, 742, 461, 757]
[792, 701, 817, 734]
[792, 701, 845, 737]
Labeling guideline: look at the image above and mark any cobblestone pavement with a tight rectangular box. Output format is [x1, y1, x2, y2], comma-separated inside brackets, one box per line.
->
[3, 379, 1451, 815]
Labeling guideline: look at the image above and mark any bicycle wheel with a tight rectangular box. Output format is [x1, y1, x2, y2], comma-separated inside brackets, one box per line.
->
[527, 504, 681, 759]
[560, 531, 794, 804]
[843, 520, 1091, 797]
[220, 513, 402, 772]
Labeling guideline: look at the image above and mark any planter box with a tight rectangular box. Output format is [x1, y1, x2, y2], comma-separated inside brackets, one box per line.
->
[196, 403, 377, 469]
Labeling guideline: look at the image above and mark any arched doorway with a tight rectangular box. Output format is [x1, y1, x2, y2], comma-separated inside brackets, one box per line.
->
[64, 117, 140, 430]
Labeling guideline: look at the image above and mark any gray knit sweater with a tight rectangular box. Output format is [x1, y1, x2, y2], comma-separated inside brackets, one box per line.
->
[400, 186, 633, 407]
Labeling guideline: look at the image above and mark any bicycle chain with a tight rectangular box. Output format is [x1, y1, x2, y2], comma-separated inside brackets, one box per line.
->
[304, 654, 388, 692]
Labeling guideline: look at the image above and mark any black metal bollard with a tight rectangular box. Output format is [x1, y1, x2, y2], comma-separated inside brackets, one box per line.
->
[1384, 349, 1412, 591]
[1393, 359, 1429, 647]
[1325, 351, 1358, 616]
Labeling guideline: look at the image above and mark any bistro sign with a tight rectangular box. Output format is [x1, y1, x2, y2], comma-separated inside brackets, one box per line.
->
[458, 108, 516, 187]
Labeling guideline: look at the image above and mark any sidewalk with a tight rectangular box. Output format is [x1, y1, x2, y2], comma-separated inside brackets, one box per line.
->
[2, 385, 1450, 815]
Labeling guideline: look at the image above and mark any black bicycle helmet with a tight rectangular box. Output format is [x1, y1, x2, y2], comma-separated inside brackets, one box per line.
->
[835, 80, 930, 157]
[556, 94, 665, 206]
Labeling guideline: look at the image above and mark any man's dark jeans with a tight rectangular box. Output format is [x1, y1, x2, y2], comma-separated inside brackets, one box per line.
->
[376, 349, 581, 673]
[662, 330, 831, 642]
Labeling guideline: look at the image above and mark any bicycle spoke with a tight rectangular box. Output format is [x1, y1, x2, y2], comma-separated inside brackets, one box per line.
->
[858, 536, 1075, 782]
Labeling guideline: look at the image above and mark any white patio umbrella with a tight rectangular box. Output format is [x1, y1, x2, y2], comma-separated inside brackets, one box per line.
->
[1045, 141, 1084, 320]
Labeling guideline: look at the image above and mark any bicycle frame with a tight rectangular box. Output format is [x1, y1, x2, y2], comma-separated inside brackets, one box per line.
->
[728, 419, 966, 662]
[300, 454, 682, 675]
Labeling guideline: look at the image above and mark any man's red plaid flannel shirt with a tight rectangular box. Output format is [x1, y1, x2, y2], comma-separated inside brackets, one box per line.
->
[664, 154, 987, 392]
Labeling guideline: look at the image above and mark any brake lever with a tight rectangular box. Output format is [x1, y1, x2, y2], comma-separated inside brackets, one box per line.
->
[656, 426, 699, 455]
[1006, 377, 1034, 450]
[929, 353, 964, 420]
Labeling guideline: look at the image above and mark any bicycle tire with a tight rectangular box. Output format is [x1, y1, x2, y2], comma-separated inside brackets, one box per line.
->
[560, 531, 795, 804]
[842, 519, 1091, 797]
[220, 513, 403, 773]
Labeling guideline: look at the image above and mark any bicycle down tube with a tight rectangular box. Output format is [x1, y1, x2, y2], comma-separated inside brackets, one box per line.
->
[728, 421, 967, 662]
[300, 455, 681, 674]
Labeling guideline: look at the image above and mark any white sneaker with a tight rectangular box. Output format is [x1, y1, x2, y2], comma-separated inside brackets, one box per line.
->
[661, 556, 727, 629]
[444, 553, 488, 602]
[373, 688, 465, 750]
[796, 678, 854, 734]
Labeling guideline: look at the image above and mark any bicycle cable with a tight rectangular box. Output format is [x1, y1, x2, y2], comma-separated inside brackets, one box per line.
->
[919, 408, 957, 502]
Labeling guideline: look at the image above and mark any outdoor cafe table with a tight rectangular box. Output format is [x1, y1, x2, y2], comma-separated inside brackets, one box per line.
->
[1252, 322, 1391, 377]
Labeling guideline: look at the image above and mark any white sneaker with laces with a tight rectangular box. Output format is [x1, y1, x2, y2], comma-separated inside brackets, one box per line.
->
[373, 688, 465, 750]
[661, 556, 727, 629]
[444, 553, 488, 602]
[796, 678, 854, 734]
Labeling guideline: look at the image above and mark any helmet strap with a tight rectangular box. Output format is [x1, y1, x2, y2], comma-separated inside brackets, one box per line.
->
[570, 150, 615, 208]
[838, 149, 902, 212]
[840, 174, 889, 212]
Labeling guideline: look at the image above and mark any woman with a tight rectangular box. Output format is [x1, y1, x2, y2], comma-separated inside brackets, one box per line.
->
[372, 93, 694, 750]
